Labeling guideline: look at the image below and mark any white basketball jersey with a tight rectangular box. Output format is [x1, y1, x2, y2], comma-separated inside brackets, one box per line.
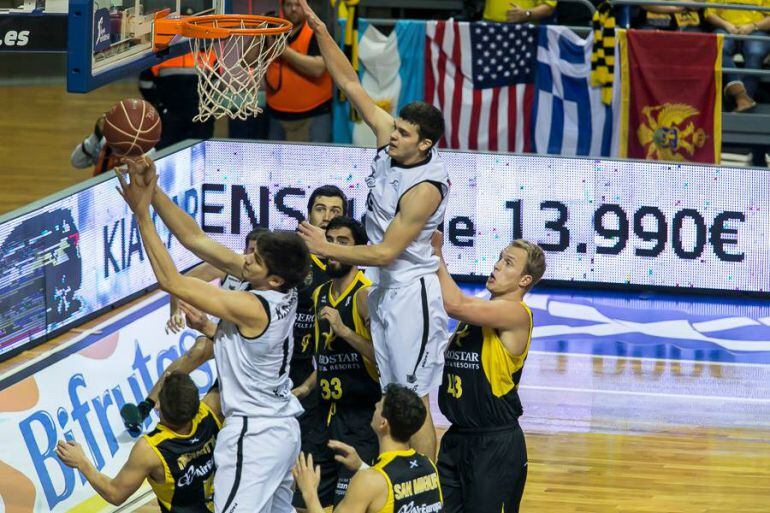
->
[220, 274, 245, 291]
[213, 288, 303, 418]
[364, 146, 450, 287]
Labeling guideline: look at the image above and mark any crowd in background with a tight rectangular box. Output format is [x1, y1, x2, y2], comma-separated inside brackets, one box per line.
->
[71, 0, 770, 172]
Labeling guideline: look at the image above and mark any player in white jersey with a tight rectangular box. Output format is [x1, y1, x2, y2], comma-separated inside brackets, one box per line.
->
[296, 0, 449, 459]
[120, 228, 267, 435]
[115, 157, 311, 513]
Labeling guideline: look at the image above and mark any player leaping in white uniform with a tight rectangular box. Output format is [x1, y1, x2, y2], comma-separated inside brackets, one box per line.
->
[296, 0, 449, 460]
[115, 158, 310, 513]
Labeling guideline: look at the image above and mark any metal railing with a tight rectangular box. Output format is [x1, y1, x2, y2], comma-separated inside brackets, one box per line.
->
[609, 0, 770, 76]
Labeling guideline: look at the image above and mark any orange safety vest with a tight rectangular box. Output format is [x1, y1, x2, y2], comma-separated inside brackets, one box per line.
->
[265, 22, 332, 114]
[93, 145, 119, 176]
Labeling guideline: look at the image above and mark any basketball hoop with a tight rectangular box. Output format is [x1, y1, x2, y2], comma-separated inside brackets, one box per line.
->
[154, 14, 292, 121]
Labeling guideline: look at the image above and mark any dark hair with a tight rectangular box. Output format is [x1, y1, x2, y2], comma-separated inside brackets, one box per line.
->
[307, 185, 348, 216]
[159, 372, 200, 428]
[245, 227, 268, 248]
[399, 101, 445, 148]
[381, 384, 426, 443]
[325, 216, 368, 245]
[257, 230, 311, 291]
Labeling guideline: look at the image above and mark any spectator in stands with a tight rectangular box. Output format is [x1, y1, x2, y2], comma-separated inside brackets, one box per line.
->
[138, 54, 215, 150]
[71, 113, 156, 175]
[637, 0, 702, 31]
[482, 0, 556, 23]
[265, 0, 333, 142]
[706, 0, 770, 112]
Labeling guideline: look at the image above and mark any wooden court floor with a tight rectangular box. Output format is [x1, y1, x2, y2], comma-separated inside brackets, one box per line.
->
[1, 85, 770, 512]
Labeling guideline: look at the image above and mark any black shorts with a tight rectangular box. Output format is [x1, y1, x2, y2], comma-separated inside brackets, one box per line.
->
[438, 423, 528, 513]
[293, 403, 379, 508]
[328, 405, 379, 505]
[293, 402, 337, 508]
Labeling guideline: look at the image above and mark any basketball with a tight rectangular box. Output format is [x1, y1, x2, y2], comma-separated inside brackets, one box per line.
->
[102, 98, 162, 157]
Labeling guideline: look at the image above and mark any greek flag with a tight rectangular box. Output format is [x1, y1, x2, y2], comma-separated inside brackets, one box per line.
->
[532, 26, 613, 157]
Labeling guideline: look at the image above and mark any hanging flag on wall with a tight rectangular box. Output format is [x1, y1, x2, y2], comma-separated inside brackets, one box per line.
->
[332, 19, 425, 144]
[425, 21, 537, 152]
[533, 25, 614, 157]
[615, 29, 723, 164]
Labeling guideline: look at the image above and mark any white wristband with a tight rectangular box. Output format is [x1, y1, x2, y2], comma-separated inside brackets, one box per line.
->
[359, 462, 370, 470]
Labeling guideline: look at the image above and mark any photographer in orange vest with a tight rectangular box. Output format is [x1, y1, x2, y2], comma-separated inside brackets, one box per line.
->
[265, 0, 333, 142]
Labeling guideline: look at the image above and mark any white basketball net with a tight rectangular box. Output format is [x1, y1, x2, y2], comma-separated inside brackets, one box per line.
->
[188, 21, 289, 122]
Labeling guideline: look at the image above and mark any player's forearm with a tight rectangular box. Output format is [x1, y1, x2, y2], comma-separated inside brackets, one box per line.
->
[294, 370, 317, 398]
[148, 336, 213, 402]
[323, 241, 395, 267]
[436, 257, 465, 315]
[338, 326, 375, 362]
[136, 212, 184, 294]
[79, 462, 125, 505]
[283, 48, 326, 79]
[308, 21, 361, 99]
[151, 187, 206, 251]
[186, 262, 226, 283]
[300, 489, 326, 513]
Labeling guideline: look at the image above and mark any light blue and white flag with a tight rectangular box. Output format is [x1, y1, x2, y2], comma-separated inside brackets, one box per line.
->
[532, 26, 613, 157]
[333, 19, 425, 144]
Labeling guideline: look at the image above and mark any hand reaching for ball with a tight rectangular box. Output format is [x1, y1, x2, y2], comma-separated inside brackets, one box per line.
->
[115, 157, 157, 215]
[121, 155, 157, 187]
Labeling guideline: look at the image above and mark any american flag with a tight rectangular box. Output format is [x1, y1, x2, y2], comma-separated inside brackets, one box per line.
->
[425, 21, 538, 152]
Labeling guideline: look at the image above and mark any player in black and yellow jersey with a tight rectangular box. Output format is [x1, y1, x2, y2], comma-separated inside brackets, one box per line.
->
[294, 384, 443, 513]
[311, 216, 382, 507]
[291, 186, 349, 511]
[432, 232, 546, 513]
[291, 185, 349, 403]
[56, 372, 222, 512]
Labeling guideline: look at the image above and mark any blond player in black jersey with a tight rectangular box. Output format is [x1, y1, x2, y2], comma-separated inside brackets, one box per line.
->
[56, 373, 222, 512]
[432, 232, 545, 513]
[294, 384, 443, 513]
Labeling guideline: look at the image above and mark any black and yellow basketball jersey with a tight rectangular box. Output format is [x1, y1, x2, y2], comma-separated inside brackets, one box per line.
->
[372, 449, 443, 513]
[143, 403, 222, 513]
[312, 271, 380, 412]
[293, 255, 330, 384]
[438, 302, 533, 429]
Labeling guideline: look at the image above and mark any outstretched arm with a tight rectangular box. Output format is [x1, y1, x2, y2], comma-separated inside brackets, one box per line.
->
[56, 439, 158, 506]
[298, 0, 393, 146]
[115, 167, 267, 334]
[168, 263, 227, 333]
[299, 182, 441, 267]
[432, 231, 530, 333]
[127, 158, 245, 279]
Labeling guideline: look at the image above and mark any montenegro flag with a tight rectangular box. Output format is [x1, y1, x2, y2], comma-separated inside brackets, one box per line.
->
[617, 29, 723, 164]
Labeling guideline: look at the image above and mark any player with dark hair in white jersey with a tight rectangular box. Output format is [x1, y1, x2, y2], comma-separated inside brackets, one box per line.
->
[115, 157, 310, 513]
[120, 228, 267, 435]
[295, 0, 449, 459]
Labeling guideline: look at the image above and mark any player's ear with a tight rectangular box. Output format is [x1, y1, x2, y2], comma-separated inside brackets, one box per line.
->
[418, 138, 433, 153]
[266, 274, 286, 290]
[519, 274, 533, 290]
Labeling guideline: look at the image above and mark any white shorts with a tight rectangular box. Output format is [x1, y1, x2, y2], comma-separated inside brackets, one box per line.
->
[214, 415, 300, 513]
[368, 273, 449, 397]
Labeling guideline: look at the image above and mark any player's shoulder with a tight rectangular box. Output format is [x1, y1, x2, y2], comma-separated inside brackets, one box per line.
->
[353, 467, 389, 492]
